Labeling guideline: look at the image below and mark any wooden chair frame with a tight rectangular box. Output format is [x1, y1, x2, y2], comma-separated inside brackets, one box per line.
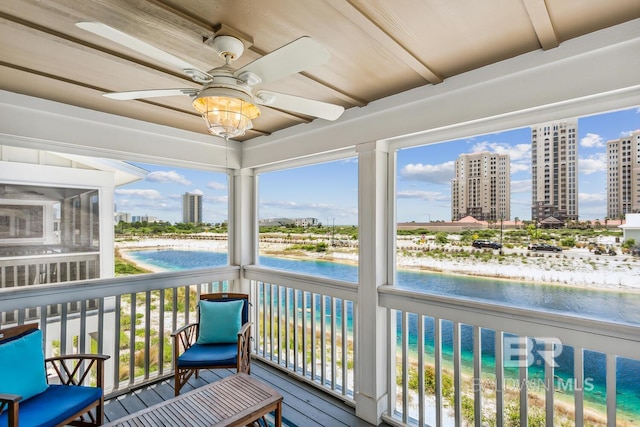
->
[172, 293, 252, 396]
[0, 323, 109, 427]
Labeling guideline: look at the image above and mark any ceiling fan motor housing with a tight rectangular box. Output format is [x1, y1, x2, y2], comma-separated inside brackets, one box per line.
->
[211, 35, 245, 61]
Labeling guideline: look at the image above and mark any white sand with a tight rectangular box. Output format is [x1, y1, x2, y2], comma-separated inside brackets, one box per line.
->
[115, 237, 640, 292]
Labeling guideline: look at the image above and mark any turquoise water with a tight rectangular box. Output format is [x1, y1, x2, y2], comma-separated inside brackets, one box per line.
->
[128, 249, 640, 419]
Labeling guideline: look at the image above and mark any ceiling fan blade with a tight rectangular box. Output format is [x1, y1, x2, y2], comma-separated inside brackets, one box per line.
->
[104, 88, 198, 100]
[256, 90, 344, 121]
[76, 22, 211, 82]
[235, 37, 330, 85]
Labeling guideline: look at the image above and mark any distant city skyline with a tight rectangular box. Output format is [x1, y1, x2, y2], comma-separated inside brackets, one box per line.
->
[114, 107, 640, 225]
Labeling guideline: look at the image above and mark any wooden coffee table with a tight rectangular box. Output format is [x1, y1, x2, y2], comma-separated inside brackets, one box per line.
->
[104, 373, 282, 426]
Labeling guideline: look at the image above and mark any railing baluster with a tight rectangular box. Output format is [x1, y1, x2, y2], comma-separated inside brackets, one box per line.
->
[276, 285, 282, 365]
[60, 303, 67, 354]
[97, 298, 104, 355]
[574, 347, 584, 426]
[40, 304, 48, 349]
[330, 296, 337, 391]
[172, 288, 178, 334]
[129, 293, 136, 387]
[293, 289, 299, 373]
[311, 293, 317, 382]
[302, 291, 308, 377]
[519, 337, 528, 426]
[158, 289, 165, 374]
[474, 326, 482, 427]
[80, 299, 87, 353]
[184, 285, 190, 326]
[545, 340, 554, 427]
[434, 317, 442, 427]
[418, 314, 425, 427]
[606, 354, 616, 427]
[285, 287, 290, 368]
[144, 290, 151, 380]
[270, 284, 275, 361]
[453, 321, 462, 426]
[321, 294, 327, 386]
[262, 283, 268, 358]
[495, 330, 504, 427]
[113, 294, 121, 390]
[401, 311, 408, 423]
[341, 298, 347, 396]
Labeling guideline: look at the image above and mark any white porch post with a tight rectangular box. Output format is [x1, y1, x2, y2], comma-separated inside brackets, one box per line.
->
[356, 140, 389, 424]
[229, 168, 257, 294]
[99, 187, 115, 278]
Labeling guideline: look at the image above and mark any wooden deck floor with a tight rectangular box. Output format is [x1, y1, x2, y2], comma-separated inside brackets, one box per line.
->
[104, 360, 391, 427]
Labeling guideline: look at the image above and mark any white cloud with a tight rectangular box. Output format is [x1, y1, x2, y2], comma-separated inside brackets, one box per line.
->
[510, 163, 529, 173]
[146, 170, 191, 185]
[578, 153, 606, 175]
[580, 133, 605, 148]
[397, 190, 449, 201]
[470, 141, 531, 162]
[620, 129, 640, 137]
[190, 189, 204, 196]
[400, 161, 455, 184]
[511, 179, 531, 193]
[115, 189, 163, 200]
[207, 181, 226, 190]
[579, 192, 606, 202]
[207, 195, 228, 203]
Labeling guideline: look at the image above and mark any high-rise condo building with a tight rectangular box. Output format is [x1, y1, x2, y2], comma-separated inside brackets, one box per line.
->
[607, 130, 640, 218]
[451, 151, 510, 221]
[531, 120, 578, 222]
[182, 192, 203, 224]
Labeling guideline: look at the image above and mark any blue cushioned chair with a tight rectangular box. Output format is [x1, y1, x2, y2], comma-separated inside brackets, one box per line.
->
[0, 323, 109, 427]
[171, 293, 251, 396]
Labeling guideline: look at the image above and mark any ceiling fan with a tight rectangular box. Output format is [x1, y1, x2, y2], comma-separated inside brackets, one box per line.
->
[76, 22, 344, 139]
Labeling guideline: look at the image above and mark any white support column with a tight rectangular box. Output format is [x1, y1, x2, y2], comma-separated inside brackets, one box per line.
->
[99, 186, 115, 278]
[355, 140, 389, 425]
[229, 168, 257, 294]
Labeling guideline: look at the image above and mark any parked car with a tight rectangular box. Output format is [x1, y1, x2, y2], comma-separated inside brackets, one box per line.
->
[631, 246, 640, 257]
[472, 239, 502, 249]
[527, 243, 562, 252]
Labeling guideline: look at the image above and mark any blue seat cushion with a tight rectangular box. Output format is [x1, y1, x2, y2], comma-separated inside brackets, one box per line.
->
[0, 384, 102, 427]
[177, 343, 238, 368]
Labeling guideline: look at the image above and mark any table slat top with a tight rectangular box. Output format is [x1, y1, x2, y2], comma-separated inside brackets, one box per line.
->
[104, 374, 282, 427]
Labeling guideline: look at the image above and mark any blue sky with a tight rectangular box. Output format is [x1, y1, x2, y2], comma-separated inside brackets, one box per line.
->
[115, 107, 639, 225]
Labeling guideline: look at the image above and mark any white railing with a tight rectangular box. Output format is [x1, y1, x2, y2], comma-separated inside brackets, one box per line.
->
[0, 267, 240, 397]
[379, 286, 640, 427]
[2, 265, 638, 426]
[244, 265, 358, 401]
[0, 252, 101, 287]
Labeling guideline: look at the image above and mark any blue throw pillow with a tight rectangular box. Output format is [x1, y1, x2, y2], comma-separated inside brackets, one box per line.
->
[196, 300, 243, 344]
[0, 329, 49, 400]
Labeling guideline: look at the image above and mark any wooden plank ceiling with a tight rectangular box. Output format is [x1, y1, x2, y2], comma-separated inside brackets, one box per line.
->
[0, 0, 638, 142]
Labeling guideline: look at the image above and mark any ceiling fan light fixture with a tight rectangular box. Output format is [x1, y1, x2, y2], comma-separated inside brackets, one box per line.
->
[192, 87, 260, 139]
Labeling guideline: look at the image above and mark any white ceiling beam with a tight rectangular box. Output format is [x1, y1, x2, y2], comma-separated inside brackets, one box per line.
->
[522, 0, 559, 50]
[326, 0, 443, 84]
[0, 91, 240, 171]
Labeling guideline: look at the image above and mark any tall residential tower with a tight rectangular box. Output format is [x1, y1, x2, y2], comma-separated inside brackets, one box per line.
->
[182, 192, 203, 224]
[451, 151, 510, 221]
[607, 130, 640, 218]
[531, 120, 578, 222]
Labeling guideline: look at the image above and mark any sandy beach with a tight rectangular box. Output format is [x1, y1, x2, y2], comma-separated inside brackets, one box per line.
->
[115, 236, 640, 292]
